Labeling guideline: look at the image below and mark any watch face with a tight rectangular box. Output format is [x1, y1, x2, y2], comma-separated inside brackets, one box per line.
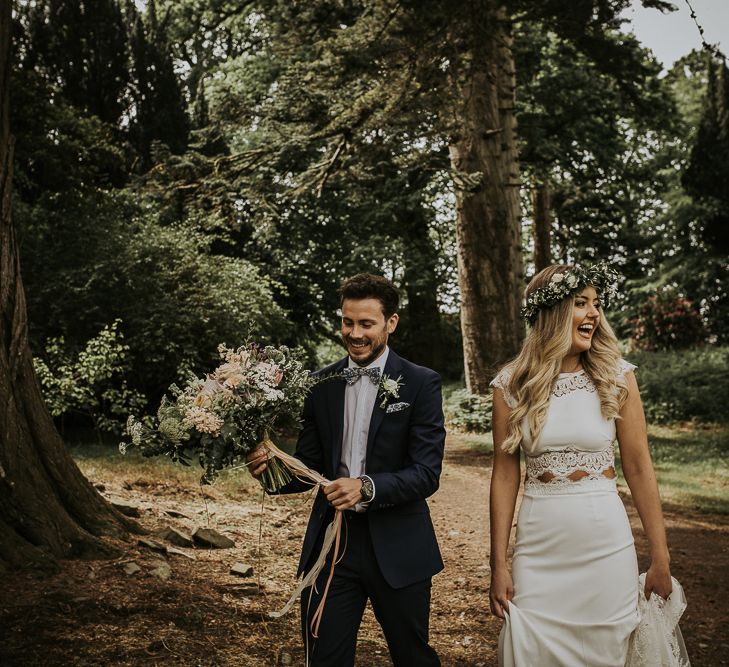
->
[361, 478, 373, 500]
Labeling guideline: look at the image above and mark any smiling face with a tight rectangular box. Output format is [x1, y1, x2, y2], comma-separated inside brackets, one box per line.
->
[340, 298, 398, 367]
[570, 286, 601, 355]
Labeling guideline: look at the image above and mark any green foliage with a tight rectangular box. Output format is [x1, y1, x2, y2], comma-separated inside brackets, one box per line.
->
[34, 320, 147, 434]
[443, 386, 493, 434]
[627, 347, 729, 424]
[11, 0, 729, 413]
[626, 52, 729, 343]
[11, 67, 129, 196]
[630, 288, 708, 351]
[20, 191, 293, 400]
[515, 20, 676, 288]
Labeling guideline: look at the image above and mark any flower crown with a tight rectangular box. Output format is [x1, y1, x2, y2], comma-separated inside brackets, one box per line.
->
[521, 262, 620, 324]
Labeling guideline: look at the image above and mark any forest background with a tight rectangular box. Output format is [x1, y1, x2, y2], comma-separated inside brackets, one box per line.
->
[9, 0, 729, 428]
[1, 0, 729, 664]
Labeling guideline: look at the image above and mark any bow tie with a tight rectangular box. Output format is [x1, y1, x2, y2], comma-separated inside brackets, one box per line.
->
[342, 366, 381, 386]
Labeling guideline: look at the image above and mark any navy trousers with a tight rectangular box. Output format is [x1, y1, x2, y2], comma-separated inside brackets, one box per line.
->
[300, 511, 440, 666]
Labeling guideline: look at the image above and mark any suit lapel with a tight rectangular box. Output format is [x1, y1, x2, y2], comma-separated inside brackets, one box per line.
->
[365, 350, 403, 462]
[327, 357, 348, 477]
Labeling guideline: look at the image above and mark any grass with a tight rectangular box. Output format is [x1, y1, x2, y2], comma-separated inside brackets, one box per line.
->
[70, 441, 261, 500]
[455, 423, 729, 515]
[622, 423, 729, 515]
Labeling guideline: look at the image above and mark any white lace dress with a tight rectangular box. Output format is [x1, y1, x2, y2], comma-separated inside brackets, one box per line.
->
[491, 361, 641, 667]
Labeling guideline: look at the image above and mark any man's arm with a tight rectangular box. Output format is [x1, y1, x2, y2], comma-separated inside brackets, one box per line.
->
[365, 371, 445, 510]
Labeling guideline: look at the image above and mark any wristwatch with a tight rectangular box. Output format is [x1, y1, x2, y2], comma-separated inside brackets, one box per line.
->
[358, 475, 374, 503]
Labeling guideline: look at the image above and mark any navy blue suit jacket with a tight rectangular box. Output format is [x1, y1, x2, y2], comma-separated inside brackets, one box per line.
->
[278, 349, 446, 589]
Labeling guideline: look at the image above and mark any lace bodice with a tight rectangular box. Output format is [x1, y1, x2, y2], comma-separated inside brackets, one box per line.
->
[491, 359, 636, 494]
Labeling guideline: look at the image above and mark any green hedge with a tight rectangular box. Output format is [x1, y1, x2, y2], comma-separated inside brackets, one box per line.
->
[627, 347, 729, 424]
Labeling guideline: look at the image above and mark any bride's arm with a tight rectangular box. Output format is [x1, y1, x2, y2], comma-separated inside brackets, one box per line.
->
[489, 388, 521, 618]
[616, 370, 672, 599]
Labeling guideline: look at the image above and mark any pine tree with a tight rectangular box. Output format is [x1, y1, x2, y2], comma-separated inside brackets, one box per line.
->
[127, 0, 189, 168]
[24, 0, 129, 125]
[683, 56, 729, 252]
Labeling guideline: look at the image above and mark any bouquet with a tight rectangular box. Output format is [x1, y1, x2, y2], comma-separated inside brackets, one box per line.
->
[121, 342, 316, 489]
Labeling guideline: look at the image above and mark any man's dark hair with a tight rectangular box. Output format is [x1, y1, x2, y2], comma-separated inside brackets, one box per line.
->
[338, 273, 400, 318]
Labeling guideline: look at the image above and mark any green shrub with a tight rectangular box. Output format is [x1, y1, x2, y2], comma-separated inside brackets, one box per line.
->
[627, 347, 729, 423]
[34, 319, 147, 434]
[20, 191, 293, 400]
[443, 386, 492, 433]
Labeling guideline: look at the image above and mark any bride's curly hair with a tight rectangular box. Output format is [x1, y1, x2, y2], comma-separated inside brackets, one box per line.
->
[500, 265, 630, 454]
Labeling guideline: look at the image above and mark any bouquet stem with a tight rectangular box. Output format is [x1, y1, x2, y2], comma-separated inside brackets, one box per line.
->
[260, 439, 331, 488]
[259, 456, 293, 492]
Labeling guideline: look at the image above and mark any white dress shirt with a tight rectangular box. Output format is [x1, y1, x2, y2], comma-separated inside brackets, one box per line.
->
[338, 346, 388, 510]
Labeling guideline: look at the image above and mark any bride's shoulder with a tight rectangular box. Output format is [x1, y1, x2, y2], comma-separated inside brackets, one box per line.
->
[490, 364, 514, 388]
[490, 364, 517, 408]
[616, 358, 637, 378]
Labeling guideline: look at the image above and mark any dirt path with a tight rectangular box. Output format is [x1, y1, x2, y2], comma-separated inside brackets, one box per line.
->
[1, 436, 728, 666]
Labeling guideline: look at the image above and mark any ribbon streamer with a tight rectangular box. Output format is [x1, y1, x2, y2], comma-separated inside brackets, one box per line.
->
[262, 441, 344, 628]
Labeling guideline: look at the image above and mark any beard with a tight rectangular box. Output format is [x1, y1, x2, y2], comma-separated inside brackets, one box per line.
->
[342, 333, 388, 367]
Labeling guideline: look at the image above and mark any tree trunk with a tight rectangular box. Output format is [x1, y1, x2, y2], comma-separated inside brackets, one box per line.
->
[0, 0, 140, 571]
[447, 2, 525, 394]
[531, 178, 552, 272]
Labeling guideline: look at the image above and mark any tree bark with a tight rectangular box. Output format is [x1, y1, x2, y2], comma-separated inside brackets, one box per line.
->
[531, 178, 552, 272]
[447, 2, 525, 394]
[0, 0, 140, 571]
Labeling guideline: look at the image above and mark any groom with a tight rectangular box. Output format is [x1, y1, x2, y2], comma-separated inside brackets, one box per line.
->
[248, 273, 445, 666]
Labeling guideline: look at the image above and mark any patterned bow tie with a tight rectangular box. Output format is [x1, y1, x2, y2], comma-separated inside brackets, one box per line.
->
[342, 366, 381, 386]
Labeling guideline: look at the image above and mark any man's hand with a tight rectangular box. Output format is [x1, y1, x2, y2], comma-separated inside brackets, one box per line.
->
[324, 477, 364, 511]
[246, 446, 269, 480]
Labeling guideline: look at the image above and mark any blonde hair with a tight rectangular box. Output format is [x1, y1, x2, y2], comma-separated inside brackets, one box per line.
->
[500, 265, 629, 454]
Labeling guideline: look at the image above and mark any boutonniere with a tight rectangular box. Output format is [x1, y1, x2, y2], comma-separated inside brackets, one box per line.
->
[378, 374, 404, 409]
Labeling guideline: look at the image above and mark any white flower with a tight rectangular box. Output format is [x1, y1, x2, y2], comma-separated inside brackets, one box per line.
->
[263, 387, 285, 402]
[192, 378, 221, 408]
[378, 374, 403, 408]
[383, 378, 400, 394]
[126, 416, 144, 446]
[551, 273, 565, 283]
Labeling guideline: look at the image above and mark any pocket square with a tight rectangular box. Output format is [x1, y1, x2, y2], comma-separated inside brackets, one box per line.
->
[386, 402, 410, 414]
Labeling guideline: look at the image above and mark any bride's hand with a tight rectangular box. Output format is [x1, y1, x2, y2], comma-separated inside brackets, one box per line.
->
[489, 566, 514, 619]
[644, 560, 672, 600]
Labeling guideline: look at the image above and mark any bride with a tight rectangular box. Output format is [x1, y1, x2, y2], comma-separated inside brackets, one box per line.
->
[489, 263, 675, 666]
